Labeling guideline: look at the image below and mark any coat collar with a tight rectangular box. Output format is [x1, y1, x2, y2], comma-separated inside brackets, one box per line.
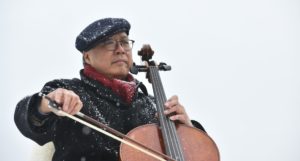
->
[80, 70, 148, 106]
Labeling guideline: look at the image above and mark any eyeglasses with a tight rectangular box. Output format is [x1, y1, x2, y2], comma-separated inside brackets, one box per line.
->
[100, 39, 135, 51]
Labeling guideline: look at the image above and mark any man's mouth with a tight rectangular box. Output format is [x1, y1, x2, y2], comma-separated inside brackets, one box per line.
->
[112, 59, 127, 65]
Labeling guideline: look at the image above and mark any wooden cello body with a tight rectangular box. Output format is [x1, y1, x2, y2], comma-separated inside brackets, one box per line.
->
[120, 124, 219, 161]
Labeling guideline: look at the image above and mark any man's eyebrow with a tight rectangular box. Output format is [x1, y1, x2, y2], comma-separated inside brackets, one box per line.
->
[105, 37, 114, 41]
[117, 35, 129, 39]
[106, 35, 129, 41]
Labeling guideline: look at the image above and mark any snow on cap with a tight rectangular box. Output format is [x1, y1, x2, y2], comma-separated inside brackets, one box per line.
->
[75, 18, 131, 52]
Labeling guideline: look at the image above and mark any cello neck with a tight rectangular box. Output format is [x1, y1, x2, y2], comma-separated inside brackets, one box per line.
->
[149, 66, 185, 161]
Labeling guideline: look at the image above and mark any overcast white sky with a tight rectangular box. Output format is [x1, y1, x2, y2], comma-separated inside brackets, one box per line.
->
[1, 0, 300, 161]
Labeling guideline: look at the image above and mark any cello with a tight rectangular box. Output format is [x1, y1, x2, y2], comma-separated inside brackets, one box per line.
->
[119, 44, 220, 161]
[42, 44, 220, 161]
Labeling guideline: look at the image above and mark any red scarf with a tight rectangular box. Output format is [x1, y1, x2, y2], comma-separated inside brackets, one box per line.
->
[83, 64, 136, 104]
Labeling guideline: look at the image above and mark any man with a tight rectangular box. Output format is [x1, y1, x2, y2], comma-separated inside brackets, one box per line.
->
[14, 18, 205, 161]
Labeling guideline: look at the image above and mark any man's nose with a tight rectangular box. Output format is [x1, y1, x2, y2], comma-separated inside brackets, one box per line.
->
[114, 42, 126, 54]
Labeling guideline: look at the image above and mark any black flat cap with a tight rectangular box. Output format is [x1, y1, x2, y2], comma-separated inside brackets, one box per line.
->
[75, 18, 131, 52]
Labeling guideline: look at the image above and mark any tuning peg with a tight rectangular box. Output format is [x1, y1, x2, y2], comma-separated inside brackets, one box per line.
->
[158, 62, 171, 71]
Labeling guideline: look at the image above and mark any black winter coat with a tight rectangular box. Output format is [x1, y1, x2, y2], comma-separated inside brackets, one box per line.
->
[14, 71, 205, 161]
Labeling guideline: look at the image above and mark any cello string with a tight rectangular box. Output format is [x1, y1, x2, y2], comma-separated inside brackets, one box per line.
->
[151, 66, 185, 161]
[153, 66, 183, 160]
[155, 66, 185, 161]
[152, 67, 177, 157]
[151, 66, 183, 160]
[150, 67, 174, 156]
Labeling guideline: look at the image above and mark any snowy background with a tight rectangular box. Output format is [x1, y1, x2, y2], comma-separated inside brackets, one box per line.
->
[1, 0, 300, 161]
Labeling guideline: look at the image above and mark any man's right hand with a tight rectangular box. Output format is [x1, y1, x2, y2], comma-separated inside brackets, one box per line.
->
[39, 88, 83, 115]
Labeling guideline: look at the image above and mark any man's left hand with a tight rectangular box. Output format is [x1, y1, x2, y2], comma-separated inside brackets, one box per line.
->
[164, 95, 193, 127]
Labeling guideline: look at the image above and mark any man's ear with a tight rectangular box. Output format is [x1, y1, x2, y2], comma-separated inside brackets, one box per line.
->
[83, 52, 91, 65]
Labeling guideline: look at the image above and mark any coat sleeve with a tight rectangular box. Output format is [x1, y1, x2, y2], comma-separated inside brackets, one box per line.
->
[14, 79, 67, 145]
[191, 120, 206, 132]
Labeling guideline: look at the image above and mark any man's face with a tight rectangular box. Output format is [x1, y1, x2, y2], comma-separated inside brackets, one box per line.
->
[84, 32, 133, 79]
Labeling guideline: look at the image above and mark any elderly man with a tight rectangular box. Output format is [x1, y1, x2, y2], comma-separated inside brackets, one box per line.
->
[14, 18, 205, 161]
